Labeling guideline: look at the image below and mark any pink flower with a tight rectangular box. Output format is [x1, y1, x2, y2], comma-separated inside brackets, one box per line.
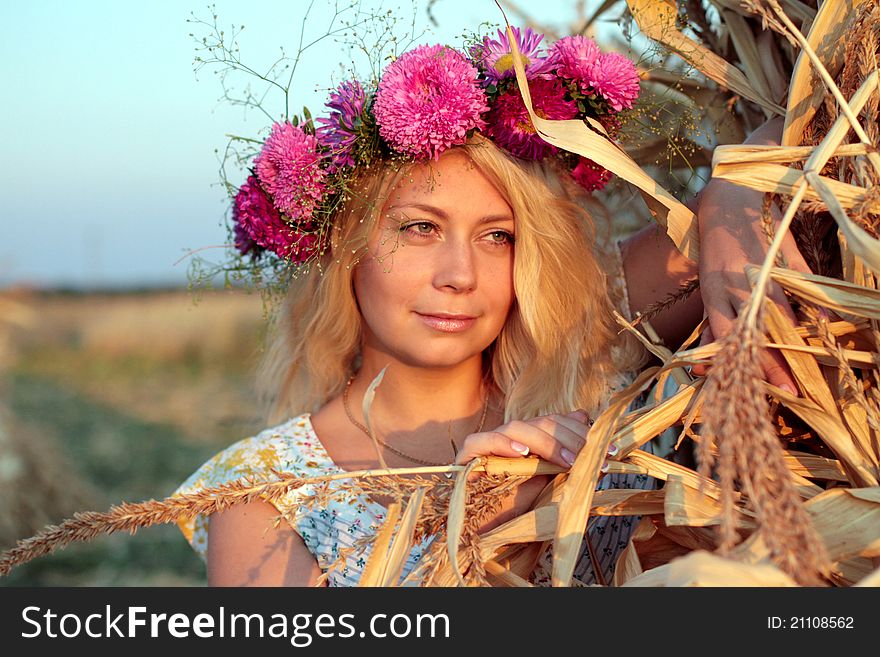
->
[253, 121, 327, 221]
[373, 44, 489, 159]
[550, 35, 601, 86]
[484, 77, 577, 160]
[471, 26, 554, 85]
[571, 157, 612, 192]
[550, 37, 640, 112]
[589, 52, 640, 112]
[233, 175, 321, 264]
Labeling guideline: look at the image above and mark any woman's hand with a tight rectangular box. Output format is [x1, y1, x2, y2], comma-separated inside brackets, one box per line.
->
[694, 117, 813, 393]
[454, 409, 595, 468]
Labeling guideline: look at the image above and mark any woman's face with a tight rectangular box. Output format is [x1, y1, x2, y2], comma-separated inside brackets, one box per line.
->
[353, 150, 515, 371]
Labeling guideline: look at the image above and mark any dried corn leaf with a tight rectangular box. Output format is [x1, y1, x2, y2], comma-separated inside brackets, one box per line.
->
[591, 488, 666, 516]
[484, 559, 533, 587]
[711, 160, 867, 206]
[622, 550, 799, 586]
[854, 565, 880, 587]
[769, 383, 879, 487]
[551, 366, 661, 586]
[808, 488, 880, 560]
[358, 501, 401, 587]
[627, 448, 723, 499]
[625, 0, 785, 115]
[479, 505, 557, 559]
[733, 487, 880, 564]
[664, 475, 755, 528]
[765, 342, 878, 368]
[712, 143, 869, 166]
[379, 487, 426, 586]
[362, 366, 388, 469]
[784, 451, 849, 482]
[763, 300, 840, 412]
[762, 267, 880, 320]
[612, 378, 703, 456]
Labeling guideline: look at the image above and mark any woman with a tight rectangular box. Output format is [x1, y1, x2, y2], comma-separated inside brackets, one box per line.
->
[174, 33, 807, 586]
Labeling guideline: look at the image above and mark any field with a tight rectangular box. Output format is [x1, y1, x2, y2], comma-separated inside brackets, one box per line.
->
[0, 288, 267, 586]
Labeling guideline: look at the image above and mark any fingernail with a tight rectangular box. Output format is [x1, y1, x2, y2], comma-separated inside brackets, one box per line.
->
[607, 443, 619, 457]
[600, 460, 610, 473]
[510, 441, 530, 456]
[561, 448, 576, 466]
[780, 384, 796, 396]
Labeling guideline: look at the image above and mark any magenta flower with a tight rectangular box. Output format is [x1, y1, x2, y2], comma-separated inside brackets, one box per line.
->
[589, 52, 640, 112]
[316, 79, 369, 172]
[233, 218, 262, 257]
[550, 35, 601, 87]
[571, 157, 612, 192]
[233, 175, 320, 264]
[373, 44, 488, 159]
[471, 26, 554, 85]
[253, 121, 327, 221]
[484, 77, 577, 160]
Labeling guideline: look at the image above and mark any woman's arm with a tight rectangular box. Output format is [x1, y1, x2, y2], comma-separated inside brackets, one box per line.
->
[621, 117, 812, 391]
[207, 499, 324, 586]
[619, 220, 703, 349]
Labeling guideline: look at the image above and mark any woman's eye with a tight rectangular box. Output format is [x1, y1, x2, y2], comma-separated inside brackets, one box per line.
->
[402, 222, 435, 237]
[487, 230, 514, 245]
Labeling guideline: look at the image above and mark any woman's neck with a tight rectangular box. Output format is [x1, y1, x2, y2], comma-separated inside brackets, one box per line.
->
[352, 349, 490, 432]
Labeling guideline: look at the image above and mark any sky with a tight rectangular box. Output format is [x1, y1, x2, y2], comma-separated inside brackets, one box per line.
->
[1, 0, 606, 289]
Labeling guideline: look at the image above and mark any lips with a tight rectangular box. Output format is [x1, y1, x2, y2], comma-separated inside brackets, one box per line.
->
[415, 312, 477, 333]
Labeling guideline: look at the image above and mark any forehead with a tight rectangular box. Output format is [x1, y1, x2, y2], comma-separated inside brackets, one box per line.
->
[384, 151, 513, 218]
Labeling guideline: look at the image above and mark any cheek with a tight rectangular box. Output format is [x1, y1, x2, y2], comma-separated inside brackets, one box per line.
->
[488, 255, 515, 314]
[353, 258, 411, 320]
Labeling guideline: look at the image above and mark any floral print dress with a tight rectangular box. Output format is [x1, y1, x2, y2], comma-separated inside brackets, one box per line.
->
[173, 414, 429, 586]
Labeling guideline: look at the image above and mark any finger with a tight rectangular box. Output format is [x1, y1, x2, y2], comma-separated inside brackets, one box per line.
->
[761, 346, 798, 396]
[691, 325, 715, 377]
[526, 412, 591, 453]
[454, 431, 533, 465]
[778, 231, 813, 275]
[491, 420, 578, 468]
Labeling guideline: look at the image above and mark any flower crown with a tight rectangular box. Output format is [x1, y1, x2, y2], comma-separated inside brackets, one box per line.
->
[231, 28, 640, 267]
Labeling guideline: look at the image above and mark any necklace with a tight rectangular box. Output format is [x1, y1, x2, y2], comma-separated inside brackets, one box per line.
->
[342, 375, 489, 467]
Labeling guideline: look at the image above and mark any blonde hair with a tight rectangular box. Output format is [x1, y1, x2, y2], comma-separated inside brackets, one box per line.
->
[258, 136, 624, 423]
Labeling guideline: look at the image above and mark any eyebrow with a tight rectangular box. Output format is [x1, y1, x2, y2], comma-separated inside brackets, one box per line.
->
[386, 203, 513, 224]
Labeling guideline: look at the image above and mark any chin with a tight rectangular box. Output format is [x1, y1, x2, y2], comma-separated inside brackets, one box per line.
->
[396, 344, 485, 370]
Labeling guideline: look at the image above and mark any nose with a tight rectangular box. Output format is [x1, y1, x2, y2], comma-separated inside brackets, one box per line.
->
[432, 237, 477, 293]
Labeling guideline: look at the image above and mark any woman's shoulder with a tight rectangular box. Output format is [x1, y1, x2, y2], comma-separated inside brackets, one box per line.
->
[173, 413, 334, 497]
[172, 413, 338, 559]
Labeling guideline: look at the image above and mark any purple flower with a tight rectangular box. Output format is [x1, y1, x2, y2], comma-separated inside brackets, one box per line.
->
[484, 77, 577, 160]
[253, 121, 327, 221]
[232, 175, 320, 264]
[589, 52, 640, 112]
[550, 35, 601, 87]
[373, 44, 488, 160]
[471, 26, 554, 85]
[316, 79, 369, 172]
